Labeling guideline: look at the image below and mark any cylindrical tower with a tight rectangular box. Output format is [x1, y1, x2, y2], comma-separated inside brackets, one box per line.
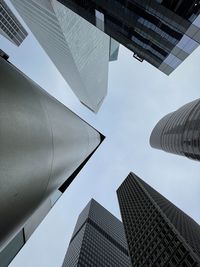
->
[0, 57, 102, 251]
[150, 99, 200, 161]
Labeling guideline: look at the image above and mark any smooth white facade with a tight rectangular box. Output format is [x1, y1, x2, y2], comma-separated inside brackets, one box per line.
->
[11, 0, 111, 112]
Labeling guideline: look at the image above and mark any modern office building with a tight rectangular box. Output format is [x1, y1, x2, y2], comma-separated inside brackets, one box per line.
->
[11, 0, 119, 113]
[0, 54, 105, 267]
[0, 0, 27, 46]
[57, 0, 200, 75]
[62, 199, 131, 266]
[117, 172, 200, 266]
[150, 99, 200, 161]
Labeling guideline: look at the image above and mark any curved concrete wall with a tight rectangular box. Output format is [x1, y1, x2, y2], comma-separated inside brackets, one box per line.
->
[0, 58, 101, 251]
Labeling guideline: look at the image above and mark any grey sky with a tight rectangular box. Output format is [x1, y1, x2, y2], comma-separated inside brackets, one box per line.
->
[1, 1, 200, 266]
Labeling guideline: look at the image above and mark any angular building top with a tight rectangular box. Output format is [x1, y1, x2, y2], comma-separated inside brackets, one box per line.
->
[117, 172, 200, 266]
[0, 0, 27, 46]
[62, 199, 131, 266]
[0, 55, 105, 266]
[11, 0, 118, 113]
[57, 0, 200, 75]
[150, 99, 200, 161]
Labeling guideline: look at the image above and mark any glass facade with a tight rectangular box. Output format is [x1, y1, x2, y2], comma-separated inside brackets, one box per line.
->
[58, 0, 200, 74]
[117, 172, 200, 266]
[0, 0, 27, 46]
[62, 199, 131, 266]
[11, 0, 118, 113]
[150, 99, 200, 161]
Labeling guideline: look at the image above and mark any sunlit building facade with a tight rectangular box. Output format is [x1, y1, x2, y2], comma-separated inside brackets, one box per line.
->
[11, 0, 119, 112]
[0, 0, 27, 46]
[117, 172, 200, 266]
[58, 0, 200, 75]
[150, 99, 200, 161]
[62, 199, 131, 266]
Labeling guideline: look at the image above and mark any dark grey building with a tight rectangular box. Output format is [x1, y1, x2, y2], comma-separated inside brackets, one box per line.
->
[117, 172, 200, 267]
[0, 0, 27, 46]
[62, 199, 131, 266]
[0, 53, 104, 267]
[57, 0, 200, 75]
[150, 99, 200, 161]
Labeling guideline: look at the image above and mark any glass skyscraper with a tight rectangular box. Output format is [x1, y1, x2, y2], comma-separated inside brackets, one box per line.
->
[58, 0, 200, 75]
[62, 199, 131, 266]
[0, 0, 27, 46]
[117, 172, 200, 266]
[11, 0, 119, 113]
[0, 54, 104, 267]
[150, 98, 200, 161]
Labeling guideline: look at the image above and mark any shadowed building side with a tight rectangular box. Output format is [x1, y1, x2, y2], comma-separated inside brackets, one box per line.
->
[0, 55, 105, 266]
[150, 99, 200, 161]
[117, 172, 200, 267]
[62, 199, 131, 266]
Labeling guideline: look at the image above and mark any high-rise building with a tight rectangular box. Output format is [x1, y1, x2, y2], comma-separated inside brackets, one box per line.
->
[117, 172, 200, 266]
[150, 99, 200, 161]
[62, 199, 131, 266]
[11, 0, 119, 113]
[57, 0, 200, 75]
[0, 54, 105, 267]
[0, 0, 27, 46]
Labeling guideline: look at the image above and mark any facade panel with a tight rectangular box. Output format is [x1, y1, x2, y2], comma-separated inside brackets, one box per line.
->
[0, 0, 27, 45]
[11, 0, 117, 112]
[62, 199, 131, 266]
[57, 0, 200, 74]
[117, 172, 200, 266]
[150, 99, 200, 161]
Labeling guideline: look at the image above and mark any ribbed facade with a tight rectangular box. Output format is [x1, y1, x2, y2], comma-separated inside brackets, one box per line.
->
[62, 199, 131, 267]
[0, 0, 27, 46]
[117, 172, 200, 267]
[58, 0, 200, 75]
[11, 0, 112, 112]
[150, 99, 200, 161]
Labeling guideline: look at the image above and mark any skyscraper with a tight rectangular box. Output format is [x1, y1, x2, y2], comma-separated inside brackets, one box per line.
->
[117, 172, 200, 266]
[0, 0, 27, 46]
[62, 199, 131, 266]
[0, 54, 104, 266]
[11, 0, 119, 113]
[150, 98, 200, 161]
[57, 0, 200, 75]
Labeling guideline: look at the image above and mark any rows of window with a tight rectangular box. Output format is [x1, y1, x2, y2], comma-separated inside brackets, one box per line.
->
[156, 99, 200, 161]
[117, 173, 200, 266]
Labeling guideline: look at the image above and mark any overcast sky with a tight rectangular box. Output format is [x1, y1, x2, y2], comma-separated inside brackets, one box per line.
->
[1, 1, 200, 266]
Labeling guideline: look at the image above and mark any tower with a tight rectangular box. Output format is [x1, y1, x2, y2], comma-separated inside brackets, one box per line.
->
[62, 199, 131, 266]
[150, 99, 200, 161]
[117, 172, 200, 266]
[0, 55, 104, 266]
[57, 0, 200, 75]
[11, 0, 119, 112]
